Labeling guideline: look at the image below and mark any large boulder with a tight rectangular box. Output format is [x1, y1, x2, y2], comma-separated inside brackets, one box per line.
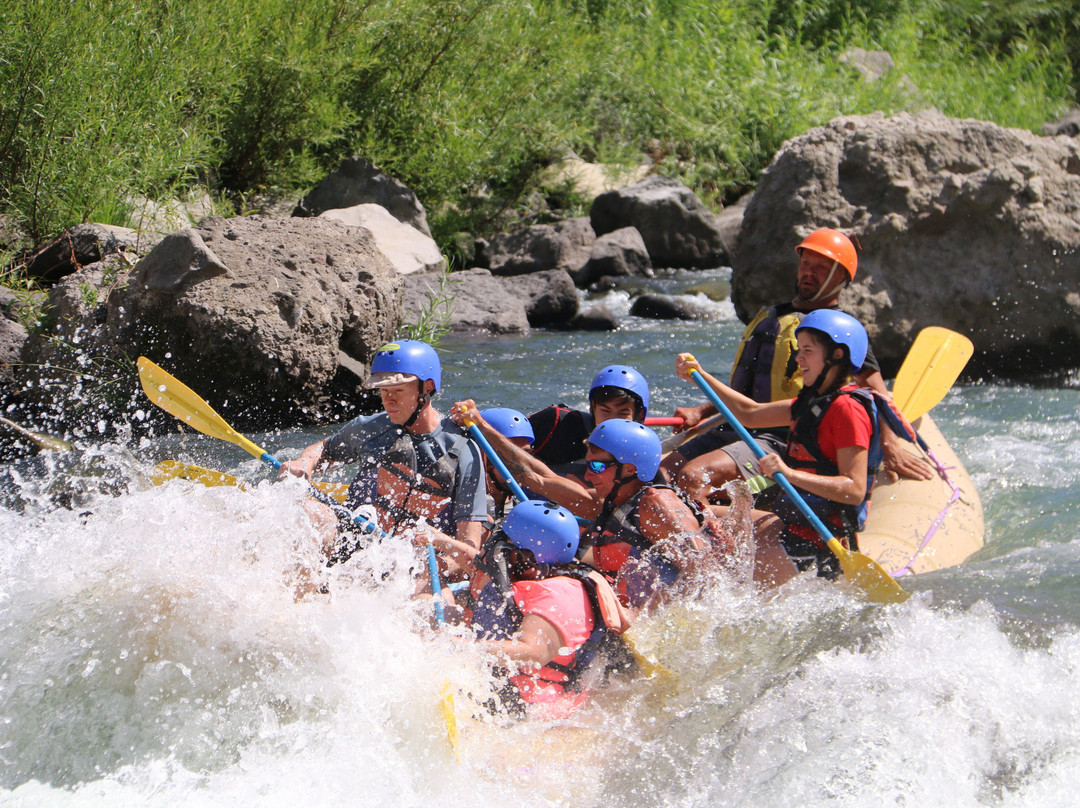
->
[590, 175, 727, 269]
[733, 110, 1080, 376]
[481, 218, 595, 279]
[294, 156, 431, 237]
[319, 204, 443, 275]
[402, 268, 579, 334]
[17, 216, 401, 430]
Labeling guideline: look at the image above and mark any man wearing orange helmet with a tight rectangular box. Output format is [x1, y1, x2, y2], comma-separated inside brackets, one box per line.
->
[662, 228, 932, 505]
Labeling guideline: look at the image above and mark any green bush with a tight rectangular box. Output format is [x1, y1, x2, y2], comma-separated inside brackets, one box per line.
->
[0, 0, 1073, 258]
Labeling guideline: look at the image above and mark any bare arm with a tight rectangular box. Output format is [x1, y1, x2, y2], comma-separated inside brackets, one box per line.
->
[672, 402, 717, 433]
[480, 613, 564, 667]
[637, 487, 704, 545]
[279, 439, 327, 480]
[675, 354, 790, 429]
[759, 445, 868, 505]
[451, 400, 601, 517]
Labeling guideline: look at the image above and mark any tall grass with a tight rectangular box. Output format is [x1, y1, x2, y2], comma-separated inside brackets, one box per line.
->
[0, 0, 1073, 259]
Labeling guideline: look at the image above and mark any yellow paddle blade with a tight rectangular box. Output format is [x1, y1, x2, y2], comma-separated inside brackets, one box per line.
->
[151, 460, 246, 489]
[440, 683, 461, 762]
[893, 327, 974, 420]
[622, 625, 676, 682]
[151, 460, 350, 502]
[0, 415, 73, 452]
[828, 538, 910, 604]
[137, 357, 269, 461]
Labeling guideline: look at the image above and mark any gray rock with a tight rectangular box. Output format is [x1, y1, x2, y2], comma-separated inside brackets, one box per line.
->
[1043, 107, 1080, 137]
[0, 315, 27, 390]
[18, 215, 402, 429]
[403, 268, 579, 333]
[714, 193, 749, 263]
[403, 270, 529, 334]
[590, 175, 727, 269]
[840, 48, 895, 83]
[294, 156, 431, 237]
[484, 218, 595, 278]
[573, 226, 652, 287]
[733, 110, 1080, 376]
[319, 204, 444, 275]
[630, 294, 711, 321]
[570, 306, 620, 331]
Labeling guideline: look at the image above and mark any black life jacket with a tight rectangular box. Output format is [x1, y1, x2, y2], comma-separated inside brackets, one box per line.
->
[345, 426, 468, 536]
[776, 385, 912, 548]
[527, 405, 592, 466]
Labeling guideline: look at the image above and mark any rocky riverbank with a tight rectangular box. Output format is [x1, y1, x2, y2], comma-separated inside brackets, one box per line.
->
[3, 110, 1080, 442]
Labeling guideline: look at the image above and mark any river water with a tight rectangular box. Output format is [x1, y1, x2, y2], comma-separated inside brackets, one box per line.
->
[3, 270, 1080, 806]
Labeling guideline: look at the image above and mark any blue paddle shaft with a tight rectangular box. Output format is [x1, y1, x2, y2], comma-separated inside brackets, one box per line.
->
[465, 422, 530, 503]
[689, 369, 837, 544]
[427, 544, 445, 626]
[265, 451, 385, 537]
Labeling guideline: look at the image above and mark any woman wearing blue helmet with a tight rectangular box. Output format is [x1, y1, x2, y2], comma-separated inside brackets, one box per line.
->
[676, 309, 911, 580]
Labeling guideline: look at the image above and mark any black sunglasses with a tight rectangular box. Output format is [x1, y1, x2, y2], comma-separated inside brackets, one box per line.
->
[587, 459, 617, 474]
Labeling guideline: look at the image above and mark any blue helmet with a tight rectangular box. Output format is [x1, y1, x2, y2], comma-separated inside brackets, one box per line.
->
[481, 408, 534, 445]
[795, 310, 868, 371]
[589, 365, 650, 419]
[501, 500, 580, 564]
[587, 418, 661, 481]
[368, 340, 441, 391]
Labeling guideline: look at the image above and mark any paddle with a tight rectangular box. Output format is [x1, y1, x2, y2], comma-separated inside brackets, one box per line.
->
[137, 356, 380, 536]
[139, 357, 461, 756]
[425, 542, 461, 760]
[459, 409, 593, 527]
[152, 459, 349, 502]
[893, 326, 973, 421]
[686, 362, 909, 604]
[0, 414, 73, 452]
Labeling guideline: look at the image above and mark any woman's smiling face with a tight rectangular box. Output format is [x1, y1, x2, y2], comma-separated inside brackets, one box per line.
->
[795, 330, 831, 387]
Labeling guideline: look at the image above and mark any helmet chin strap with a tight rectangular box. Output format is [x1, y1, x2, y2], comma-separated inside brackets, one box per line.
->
[400, 381, 430, 430]
[598, 464, 633, 516]
[806, 260, 842, 303]
[803, 350, 844, 395]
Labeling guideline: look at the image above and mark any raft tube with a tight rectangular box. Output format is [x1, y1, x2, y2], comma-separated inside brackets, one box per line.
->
[858, 413, 984, 576]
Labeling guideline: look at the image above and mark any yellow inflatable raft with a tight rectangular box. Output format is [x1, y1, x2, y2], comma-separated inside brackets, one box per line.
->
[858, 412, 984, 577]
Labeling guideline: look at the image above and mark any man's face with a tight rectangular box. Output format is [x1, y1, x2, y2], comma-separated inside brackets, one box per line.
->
[796, 250, 840, 303]
[592, 397, 638, 424]
[379, 381, 428, 425]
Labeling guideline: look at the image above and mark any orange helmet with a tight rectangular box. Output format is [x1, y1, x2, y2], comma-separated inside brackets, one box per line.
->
[795, 228, 857, 281]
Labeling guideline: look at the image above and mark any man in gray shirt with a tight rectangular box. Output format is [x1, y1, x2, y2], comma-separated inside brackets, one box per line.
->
[280, 340, 487, 570]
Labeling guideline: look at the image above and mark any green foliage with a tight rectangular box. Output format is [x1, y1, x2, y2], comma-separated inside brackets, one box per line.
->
[401, 262, 460, 347]
[0, 0, 1073, 255]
